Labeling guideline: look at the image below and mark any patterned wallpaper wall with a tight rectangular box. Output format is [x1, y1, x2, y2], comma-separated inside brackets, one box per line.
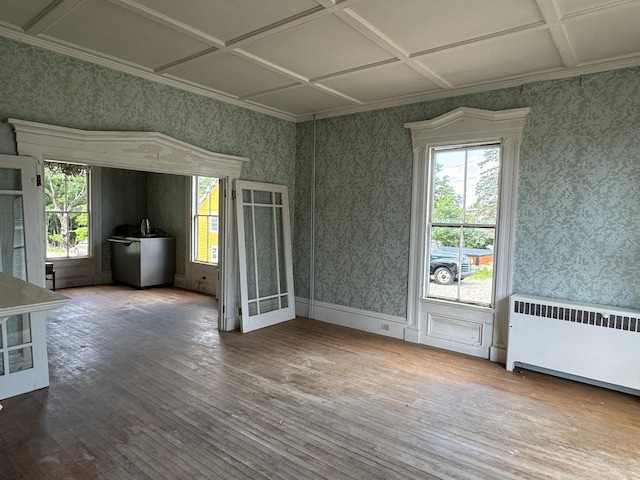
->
[0, 37, 296, 276]
[2, 37, 638, 315]
[295, 67, 640, 316]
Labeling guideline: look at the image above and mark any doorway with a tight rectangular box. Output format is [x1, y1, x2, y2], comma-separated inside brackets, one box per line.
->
[9, 118, 247, 331]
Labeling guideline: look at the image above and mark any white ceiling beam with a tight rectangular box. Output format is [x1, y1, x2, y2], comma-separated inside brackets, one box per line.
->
[535, 0, 578, 68]
[336, 8, 409, 60]
[232, 49, 310, 84]
[106, 0, 226, 47]
[23, 0, 84, 35]
[313, 83, 364, 105]
[407, 60, 454, 90]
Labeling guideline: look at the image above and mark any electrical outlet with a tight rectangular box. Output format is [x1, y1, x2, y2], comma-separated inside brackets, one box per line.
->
[381, 323, 390, 331]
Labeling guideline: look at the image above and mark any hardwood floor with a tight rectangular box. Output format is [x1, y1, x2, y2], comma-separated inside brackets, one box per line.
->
[1, 285, 639, 479]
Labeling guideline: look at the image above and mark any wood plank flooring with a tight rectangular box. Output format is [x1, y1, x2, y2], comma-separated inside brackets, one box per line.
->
[1, 285, 639, 479]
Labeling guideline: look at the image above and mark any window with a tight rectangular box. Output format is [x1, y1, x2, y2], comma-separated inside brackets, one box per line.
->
[193, 176, 219, 264]
[426, 144, 499, 307]
[44, 160, 90, 259]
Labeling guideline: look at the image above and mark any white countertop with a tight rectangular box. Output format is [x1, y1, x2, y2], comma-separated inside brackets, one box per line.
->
[0, 272, 69, 320]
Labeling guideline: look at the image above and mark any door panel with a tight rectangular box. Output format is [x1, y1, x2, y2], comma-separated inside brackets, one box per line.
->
[236, 181, 294, 333]
[0, 155, 49, 399]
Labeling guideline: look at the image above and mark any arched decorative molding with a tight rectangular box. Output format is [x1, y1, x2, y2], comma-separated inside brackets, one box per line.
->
[7, 118, 248, 332]
[8, 118, 247, 177]
[404, 107, 530, 362]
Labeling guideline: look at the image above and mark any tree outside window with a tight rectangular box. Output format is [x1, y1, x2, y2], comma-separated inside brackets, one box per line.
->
[44, 161, 90, 258]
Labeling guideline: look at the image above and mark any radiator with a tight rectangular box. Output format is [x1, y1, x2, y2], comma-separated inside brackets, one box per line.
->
[506, 294, 640, 395]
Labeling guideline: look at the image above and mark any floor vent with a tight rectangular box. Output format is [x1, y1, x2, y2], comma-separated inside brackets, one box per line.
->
[507, 294, 640, 395]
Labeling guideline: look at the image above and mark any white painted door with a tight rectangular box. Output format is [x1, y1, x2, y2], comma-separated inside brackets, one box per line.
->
[0, 155, 49, 399]
[235, 181, 295, 333]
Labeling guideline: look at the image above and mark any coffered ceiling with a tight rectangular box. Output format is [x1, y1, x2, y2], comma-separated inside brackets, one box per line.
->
[1, 0, 640, 121]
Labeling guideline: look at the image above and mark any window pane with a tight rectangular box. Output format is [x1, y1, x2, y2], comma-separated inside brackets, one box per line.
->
[259, 297, 280, 314]
[467, 147, 500, 225]
[276, 207, 287, 294]
[243, 205, 257, 300]
[0, 167, 21, 190]
[254, 206, 278, 298]
[433, 150, 464, 223]
[0, 195, 27, 279]
[9, 346, 33, 373]
[253, 190, 272, 205]
[7, 314, 31, 347]
[459, 228, 495, 306]
[427, 226, 464, 301]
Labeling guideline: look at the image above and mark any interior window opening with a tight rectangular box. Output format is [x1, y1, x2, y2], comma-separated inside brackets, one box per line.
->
[425, 143, 500, 307]
[44, 160, 90, 259]
[192, 176, 219, 265]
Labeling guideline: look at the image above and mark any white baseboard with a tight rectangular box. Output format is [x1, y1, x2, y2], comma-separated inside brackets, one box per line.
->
[174, 274, 187, 289]
[296, 297, 406, 340]
[490, 345, 507, 364]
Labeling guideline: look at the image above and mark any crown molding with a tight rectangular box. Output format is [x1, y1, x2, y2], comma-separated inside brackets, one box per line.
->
[0, 27, 298, 123]
[2, 25, 640, 124]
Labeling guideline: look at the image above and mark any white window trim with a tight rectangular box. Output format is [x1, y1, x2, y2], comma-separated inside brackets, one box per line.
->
[44, 160, 93, 261]
[405, 107, 530, 362]
[9, 118, 247, 331]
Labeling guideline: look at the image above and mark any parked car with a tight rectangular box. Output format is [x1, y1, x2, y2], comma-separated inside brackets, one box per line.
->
[429, 241, 474, 285]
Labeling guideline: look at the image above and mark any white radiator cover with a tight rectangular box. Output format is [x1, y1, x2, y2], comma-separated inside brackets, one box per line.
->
[507, 294, 640, 394]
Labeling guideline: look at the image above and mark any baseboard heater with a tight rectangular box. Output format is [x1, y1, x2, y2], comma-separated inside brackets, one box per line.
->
[506, 294, 640, 395]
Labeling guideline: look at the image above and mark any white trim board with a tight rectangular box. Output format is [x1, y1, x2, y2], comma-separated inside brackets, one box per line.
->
[295, 297, 406, 340]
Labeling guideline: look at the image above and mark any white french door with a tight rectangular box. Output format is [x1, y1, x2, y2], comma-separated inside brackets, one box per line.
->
[235, 181, 295, 333]
[0, 155, 49, 399]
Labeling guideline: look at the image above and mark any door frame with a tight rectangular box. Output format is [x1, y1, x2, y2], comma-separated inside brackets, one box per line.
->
[9, 118, 248, 331]
[404, 107, 530, 361]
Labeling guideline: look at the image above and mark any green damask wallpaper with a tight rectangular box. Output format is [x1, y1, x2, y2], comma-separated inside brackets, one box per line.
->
[296, 67, 640, 316]
[2, 35, 639, 318]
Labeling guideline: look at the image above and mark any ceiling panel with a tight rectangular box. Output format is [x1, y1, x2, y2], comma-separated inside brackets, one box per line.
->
[129, 0, 321, 43]
[247, 86, 356, 116]
[43, 0, 211, 68]
[242, 14, 395, 79]
[421, 30, 565, 87]
[349, 0, 544, 55]
[320, 63, 442, 103]
[164, 52, 297, 98]
[0, 0, 52, 28]
[563, 3, 640, 64]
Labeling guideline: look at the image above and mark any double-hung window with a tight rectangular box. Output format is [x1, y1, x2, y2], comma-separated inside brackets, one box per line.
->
[44, 160, 90, 259]
[192, 176, 219, 264]
[426, 144, 499, 306]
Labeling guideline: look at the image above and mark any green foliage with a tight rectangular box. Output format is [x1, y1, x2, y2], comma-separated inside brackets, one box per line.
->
[44, 162, 89, 256]
[472, 267, 494, 280]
